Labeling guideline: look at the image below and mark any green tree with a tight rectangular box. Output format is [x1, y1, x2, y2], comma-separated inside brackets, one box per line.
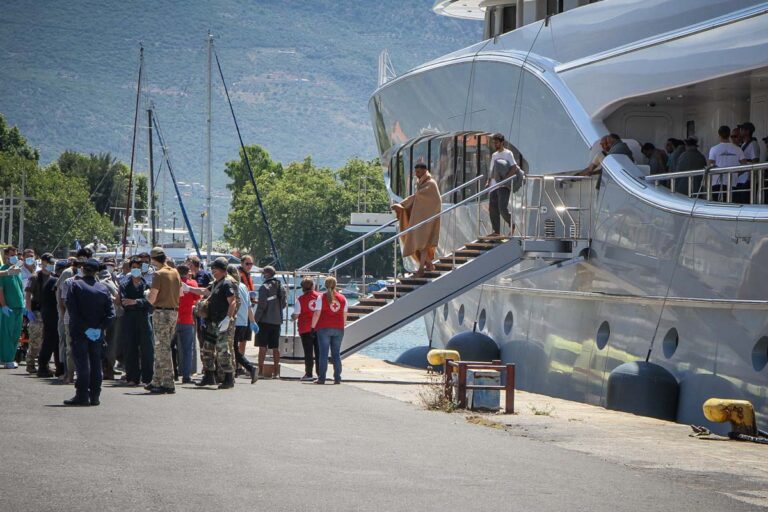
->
[24, 164, 116, 254]
[0, 115, 39, 162]
[223, 144, 394, 276]
[57, 151, 149, 223]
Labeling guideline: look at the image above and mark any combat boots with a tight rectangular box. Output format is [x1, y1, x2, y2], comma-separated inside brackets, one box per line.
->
[195, 370, 217, 387]
[217, 372, 234, 389]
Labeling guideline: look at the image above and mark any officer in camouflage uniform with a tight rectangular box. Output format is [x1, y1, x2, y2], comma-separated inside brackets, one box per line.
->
[196, 257, 236, 389]
[145, 247, 181, 394]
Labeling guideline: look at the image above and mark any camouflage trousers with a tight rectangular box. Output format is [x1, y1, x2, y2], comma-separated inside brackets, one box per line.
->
[201, 321, 234, 375]
[150, 309, 178, 389]
[25, 317, 43, 370]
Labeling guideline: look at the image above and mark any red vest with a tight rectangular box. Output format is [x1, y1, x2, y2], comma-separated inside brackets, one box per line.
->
[314, 292, 347, 331]
[297, 290, 321, 335]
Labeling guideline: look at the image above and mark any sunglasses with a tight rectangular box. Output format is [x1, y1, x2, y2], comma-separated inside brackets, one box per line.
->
[243, 262, 253, 267]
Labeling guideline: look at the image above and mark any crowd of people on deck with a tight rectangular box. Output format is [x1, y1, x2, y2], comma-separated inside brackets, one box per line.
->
[0, 245, 349, 406]
[579, 122, 765, 203]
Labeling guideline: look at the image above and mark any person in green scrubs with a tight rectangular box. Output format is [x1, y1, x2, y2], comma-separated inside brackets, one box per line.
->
[0, 247, 25, 368]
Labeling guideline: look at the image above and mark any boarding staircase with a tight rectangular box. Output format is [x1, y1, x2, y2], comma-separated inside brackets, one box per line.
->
[282, 173, 594, 360]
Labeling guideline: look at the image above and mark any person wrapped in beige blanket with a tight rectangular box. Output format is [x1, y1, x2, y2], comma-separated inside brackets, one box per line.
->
[391, 163, 441, 277]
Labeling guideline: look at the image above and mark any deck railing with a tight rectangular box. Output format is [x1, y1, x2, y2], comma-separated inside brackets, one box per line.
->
[644, 162, 768, 204]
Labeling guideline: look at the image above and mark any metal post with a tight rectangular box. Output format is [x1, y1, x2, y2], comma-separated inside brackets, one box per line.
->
[205, 32, 213, 263]
[750, 169, 756, 205]
[457, 362, 467, 409]
[8, 186, 14, 246]
[444, 360, 454, 402]
[362, 238, 366, 297]
[393, 236, 398, 297]
[0, 195, 6, 245]
[707, 173, 713, 201]
[148, 108, 157, 247]
[18, 169, 25, 249]
[505, 363, 516, 414]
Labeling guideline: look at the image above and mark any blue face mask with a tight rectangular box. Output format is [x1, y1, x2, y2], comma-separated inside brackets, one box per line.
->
[45, 264, 55, 273]
[8, 256, 18, 265]
[130, 268, 142, 278]
[141, 263, 149, 273]
[25, 257, 35, 266]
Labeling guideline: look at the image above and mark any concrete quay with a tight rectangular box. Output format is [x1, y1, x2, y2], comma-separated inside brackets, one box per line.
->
[0, 353, 764, 511]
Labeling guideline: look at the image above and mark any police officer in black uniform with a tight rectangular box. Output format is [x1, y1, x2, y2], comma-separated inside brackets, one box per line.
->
[64, 259, 116, 406]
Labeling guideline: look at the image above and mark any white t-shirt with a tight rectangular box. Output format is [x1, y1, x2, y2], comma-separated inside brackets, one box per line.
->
[490, 149, 517, 186]
[708, 142, 745, 185]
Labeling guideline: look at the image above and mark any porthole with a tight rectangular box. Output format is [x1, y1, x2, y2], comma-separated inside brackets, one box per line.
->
[752, 336, 768, 371]
[442, 303, 449, 320]
[662, 328, 679, 359]
[596, 321, 610, 350]
[478, 309, 486, 331]
[458, 304, 465, 325]
[503, 311, 514, 335]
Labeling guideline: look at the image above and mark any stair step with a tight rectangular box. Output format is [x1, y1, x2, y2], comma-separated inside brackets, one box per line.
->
[422, 271, 443, 278]
[477, 235, 509, 243]
[373, 290, 408, 299]
[464, 242, 496, 250]
[438, 256, 469, 264]
[387, 283, 417, 291]
[434, 263, 456, 271]
[346, 315, 362, 322]
[400, 277, 431, 285]
[357, 298, 387, 306]
[454, 249, 484, 257]
[348, 305, 378, 314]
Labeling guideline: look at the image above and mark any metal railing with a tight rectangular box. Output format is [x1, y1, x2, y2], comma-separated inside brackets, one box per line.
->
[644, 162, 768, 204]
[328, 175, 518, 277]
[299, 175, 484, 271]
[520, 175, 594, 241]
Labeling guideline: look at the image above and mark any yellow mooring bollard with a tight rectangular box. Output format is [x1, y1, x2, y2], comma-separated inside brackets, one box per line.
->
[702, 399, 757, 436]
[427, 349, 461, 368]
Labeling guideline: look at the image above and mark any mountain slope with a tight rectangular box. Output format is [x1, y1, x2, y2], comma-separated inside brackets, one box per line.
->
[0, 0, 480, 235]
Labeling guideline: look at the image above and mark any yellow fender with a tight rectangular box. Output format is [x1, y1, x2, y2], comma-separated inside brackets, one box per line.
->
[703, 398, 757, 436]
[427, 349, 461, 367]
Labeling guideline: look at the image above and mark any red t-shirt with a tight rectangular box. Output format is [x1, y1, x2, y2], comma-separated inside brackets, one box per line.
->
[177, 277, 201, 325]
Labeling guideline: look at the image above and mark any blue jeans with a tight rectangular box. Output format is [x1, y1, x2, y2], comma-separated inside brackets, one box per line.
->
[316, 328, 344, 383]
[176, 324, 196, 381]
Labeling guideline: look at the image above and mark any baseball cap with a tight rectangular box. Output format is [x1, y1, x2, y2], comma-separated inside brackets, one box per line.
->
[83, 258, 100, 271]
[150, 247, 165, 259]
[210, 257, 228, 271]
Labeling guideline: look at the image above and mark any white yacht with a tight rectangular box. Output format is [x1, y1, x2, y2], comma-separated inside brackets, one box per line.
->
[360, 0, 768, 431]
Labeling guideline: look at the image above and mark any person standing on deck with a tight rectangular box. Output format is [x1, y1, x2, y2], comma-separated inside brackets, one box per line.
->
[0, 247, 25, 368]
[292, 277, 321, 382]
[24, 252, 53, 373]
[146, 247, 181, 395]
[254, 266, 286, 378]
[64, 259, 115, 406]
[196, 257, 237, 388]
[391, 162, 442, 277]
[311, 276, 347, 385]
[487, 133, 522, 237]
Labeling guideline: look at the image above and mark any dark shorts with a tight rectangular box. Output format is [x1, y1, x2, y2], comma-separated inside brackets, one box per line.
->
[234, 326, 251, 344]
[256, 322, 281, 349]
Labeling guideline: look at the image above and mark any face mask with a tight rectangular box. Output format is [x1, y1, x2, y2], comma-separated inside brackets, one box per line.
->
[8, 256, 18, 265]
[77, 269, 84, 277]
[106, 265, 115, 273]
[45, 264, 55, 273]
[141, 263, 149, 273]
[25, 257, 35, 266]
[130, 268, 142, 278]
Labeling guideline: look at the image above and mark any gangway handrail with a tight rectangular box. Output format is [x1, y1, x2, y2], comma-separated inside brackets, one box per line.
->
[644, 161, 768, 182]
[329, 174, 518, 274]
[298, 175, 484, 270]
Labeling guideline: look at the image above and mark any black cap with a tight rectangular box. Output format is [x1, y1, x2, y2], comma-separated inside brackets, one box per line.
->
[83, 258, 100, 271]
[210, 257, 228, 271]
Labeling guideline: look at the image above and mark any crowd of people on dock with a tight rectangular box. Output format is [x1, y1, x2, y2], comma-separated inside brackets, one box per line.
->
[0, 245, 349, 406]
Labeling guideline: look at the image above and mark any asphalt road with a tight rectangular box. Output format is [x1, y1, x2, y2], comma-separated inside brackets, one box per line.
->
[0, 367, 761, 512]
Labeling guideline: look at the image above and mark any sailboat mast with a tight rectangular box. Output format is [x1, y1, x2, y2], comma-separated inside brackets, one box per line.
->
[121, 44, 144, 260]
[148, 107, 156, 247]
[205, 32, 213, 263]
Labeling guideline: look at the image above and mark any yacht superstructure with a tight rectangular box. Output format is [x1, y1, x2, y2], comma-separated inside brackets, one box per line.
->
[367, 0, 768, 432]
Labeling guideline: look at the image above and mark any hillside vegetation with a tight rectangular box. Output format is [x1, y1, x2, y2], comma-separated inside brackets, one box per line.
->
[0, 0, 480, 235]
